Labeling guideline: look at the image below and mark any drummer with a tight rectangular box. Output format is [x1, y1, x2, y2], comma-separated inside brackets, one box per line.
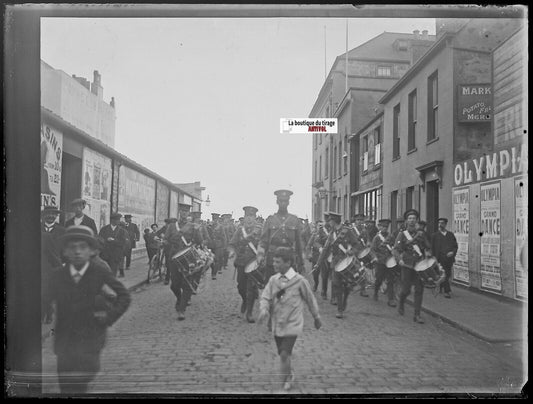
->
[351, 213, 370, 297]
[228, 206, 262, 323]
[392, 209, 432, 324]
[315, 212, 359, 319]
[370, 219, 397, 307]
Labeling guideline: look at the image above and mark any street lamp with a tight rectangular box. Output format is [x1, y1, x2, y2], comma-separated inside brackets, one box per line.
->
[205, 195, 211, 207]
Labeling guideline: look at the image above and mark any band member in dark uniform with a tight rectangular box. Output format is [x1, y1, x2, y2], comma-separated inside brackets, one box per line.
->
[371, 219, 397, 307]
[256, 190, 304, 281]
[221, 214, 234, 270]
[317, 214, 333, 301]
[229, 206, 262, 322]
[392, 217, 405, 241]
[305, 221, 325, 293]
[65, 198, 98, 235]
[365, 217, 379, 244]
[350, 213, 370, 297]
[98, 213, 129, 278]
[393, 209, 432, 324]
[431, 218, 458, 298]
[208, 213, 226, 279]
[315, 212, 359, 319]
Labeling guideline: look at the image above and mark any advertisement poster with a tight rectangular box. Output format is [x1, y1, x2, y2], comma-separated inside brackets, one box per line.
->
[40, 122, 63, 208]
[480, 181, 502, 292]
[118, 165, 156, 247]
[514, 177, 528, 299]
[155, 182, 170, 225]
[170, 191, 179, 220]
[82, 147, 112, 229]
[452, 187, 470, 285]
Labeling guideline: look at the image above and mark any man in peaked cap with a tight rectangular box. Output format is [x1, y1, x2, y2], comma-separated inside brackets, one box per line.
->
[123, 214, 140, 271]
[350, 213, 370, 297]
[65, 198, 98, 235]
[257, 190, 304, 281]
[370, 219, 397, 307]
[98, 213, 130, 278]
[222, 214, 236, 270]
[45, 225, 131, 394]
[431, 217, 458, 299]
[229, 205, 262, 322]
[209, 213, 227, 280]
[310, 212, 333, 298]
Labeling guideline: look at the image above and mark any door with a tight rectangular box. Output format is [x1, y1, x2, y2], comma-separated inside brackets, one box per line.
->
[426, 181, 439, 235]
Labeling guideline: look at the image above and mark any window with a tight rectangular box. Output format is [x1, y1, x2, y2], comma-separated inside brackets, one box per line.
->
[362, 135, 369, 171]
[325, 147, 329, 178]
[374, 126, 381, 144]
[344, 194, 347, 218]
[361, 188, 382, 221]
[319, 155, 322, 180]
[377, 66, 392, 77]
[391, 190, 398, 224]
[428, 71, 438, 141]
[314, 133, 317, 150]
[406, 186, 414, 210]
[314, 160, 317, 182]
[343, 134, 348, 174]
[319, 134, 322, 145]
[338, 140, 342, 178]
[333, 145, 337, 180]
[397, 39, 408, 51]
[408, 90, 417, 151]
[374, 125, 382, 165]
[393, 104, 401, 159]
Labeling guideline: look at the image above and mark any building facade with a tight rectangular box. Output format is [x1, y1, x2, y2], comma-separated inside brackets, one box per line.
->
[310, 31, 435, 222]
[451, 26, 527, 301]
[41, 60, 201, 253]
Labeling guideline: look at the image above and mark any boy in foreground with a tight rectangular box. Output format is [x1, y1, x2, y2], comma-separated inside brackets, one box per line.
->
[258, 247, 322, 391]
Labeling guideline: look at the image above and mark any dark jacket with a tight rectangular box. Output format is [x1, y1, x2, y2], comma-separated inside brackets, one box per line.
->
[431, 230, 458, 267]
[99, 224, 130, 262]
[124, 222, 140, 249]
[229, 223, 262, 267]
[65, 214, 98, 236]
[46, 261, 131, 355]
[259, 212, 303, 268]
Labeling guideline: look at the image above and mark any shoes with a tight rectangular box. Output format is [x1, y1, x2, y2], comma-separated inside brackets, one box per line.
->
[212, 276, 217, 280]
[444, 292, 451, 299]
[240, 301, 246, 314]
[177, 312, 185, 321]
[283, 373, 294, 391]
[118, 273, 125, 278]
[330, 299, 337, 306]
[398, 306, 404, 316]
[246, 315, 255, 324]
[413, 315, 425, 324]
[336, 312, 344, 319]
[387, 300, 397, 307]
[373, 293, 378, 301]
[360, 291, 369, 297]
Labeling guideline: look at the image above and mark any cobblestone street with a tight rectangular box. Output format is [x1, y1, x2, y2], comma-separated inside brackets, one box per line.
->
[42, 259, 525, 395]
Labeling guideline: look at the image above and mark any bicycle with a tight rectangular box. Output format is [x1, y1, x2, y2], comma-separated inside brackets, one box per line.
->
[147, 242, 166, 283]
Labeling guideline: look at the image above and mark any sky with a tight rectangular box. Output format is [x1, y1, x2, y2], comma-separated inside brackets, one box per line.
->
[41, 16, 436, 220]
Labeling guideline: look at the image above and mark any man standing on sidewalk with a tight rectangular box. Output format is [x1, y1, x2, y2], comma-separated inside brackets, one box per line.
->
[431, 218, 458, 298]
[123, 214, 140, 271]
[258, 247, 321, 391]
[65, 198, 98, 235]
[99, 213, 129, 278]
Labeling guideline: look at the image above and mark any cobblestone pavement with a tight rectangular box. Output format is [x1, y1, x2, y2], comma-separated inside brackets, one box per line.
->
[42, 260, 525, 395]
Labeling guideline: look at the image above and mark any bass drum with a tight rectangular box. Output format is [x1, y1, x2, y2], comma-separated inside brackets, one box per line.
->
[334, 256, 366, 288]
[385, 256, 398, 269]
[171, 247, 202, 274]
[414, 257, 444, 288]
[357, 247, 377, 266]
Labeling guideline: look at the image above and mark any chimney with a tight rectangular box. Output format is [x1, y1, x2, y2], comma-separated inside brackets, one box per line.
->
[91, 70, 103, 98]
[422, 30, 428, 40]
[110, 97, 115, 109]
[413, 29, 420, 39]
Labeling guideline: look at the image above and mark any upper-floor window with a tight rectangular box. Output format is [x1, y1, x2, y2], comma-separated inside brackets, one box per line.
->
[393, 104, 401, 159]
[377, 66, 392, 77]
[314, 160, 317, 182]
[319, 155, 322, 181]
[343, 134, 348, 174]
[362, 135, 369, 171]
[374, 125, 382, 165]
[333, 145, 337, 180]
[314, 133, 317, 150]
[428, 71, 439, 141]
[325, 147, 329, 178]
[408, 90, 417, 151]
[397, 39, 408, 51]
[338, 140, 342, 178]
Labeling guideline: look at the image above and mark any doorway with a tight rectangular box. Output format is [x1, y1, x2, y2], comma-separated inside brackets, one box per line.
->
[426, 181, 439, 235]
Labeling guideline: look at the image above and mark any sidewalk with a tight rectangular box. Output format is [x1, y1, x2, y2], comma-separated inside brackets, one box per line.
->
[41, 253, 151, 341]
[405, 284, 526, 343]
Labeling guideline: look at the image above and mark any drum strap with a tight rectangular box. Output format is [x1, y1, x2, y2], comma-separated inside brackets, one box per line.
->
[403, 230, 422, 256]
[338, 244, 347, 254]
[181, 236, 192, 247]
[242, 227, 258, 255]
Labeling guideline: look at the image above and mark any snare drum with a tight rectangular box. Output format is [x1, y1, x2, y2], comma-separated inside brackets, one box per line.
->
[357, 247, 377, 266]
[414, 257, 442, 287]
[385, 256, 398, 269]
[244, 259, 266, 289]
[334, 256, 365, 288]
[172, 247, 202, 274]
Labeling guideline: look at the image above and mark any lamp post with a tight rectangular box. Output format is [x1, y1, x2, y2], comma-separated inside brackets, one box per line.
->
[205, 195, 211, 207]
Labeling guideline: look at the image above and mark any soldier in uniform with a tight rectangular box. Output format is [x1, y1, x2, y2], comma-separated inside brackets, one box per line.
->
[229, 206, 262, 323]
[365, 217, 379, 244]
[350, 213, 370, 297]
[370, 219, 397, 307]
[305, 221, 323, 292]
[208, 213, 227, 280]
[315, 212, 359, 319]
[391, 217, 405, 241]
[221, 214, 233, 271]
[393, 209, 432, 324]
[256, 190, 304, 281]
[156, 218, 172, 285]
[316, 213, 333, 301]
